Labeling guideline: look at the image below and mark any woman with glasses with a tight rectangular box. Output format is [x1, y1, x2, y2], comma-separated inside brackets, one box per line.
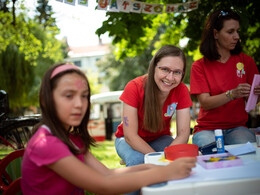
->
[115, 45, 192, 171]
[190, 9, 260, 148]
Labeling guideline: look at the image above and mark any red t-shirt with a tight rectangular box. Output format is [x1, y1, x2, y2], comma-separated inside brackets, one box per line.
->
[115, 75, 192, 142]
[190, 53, 259, 134]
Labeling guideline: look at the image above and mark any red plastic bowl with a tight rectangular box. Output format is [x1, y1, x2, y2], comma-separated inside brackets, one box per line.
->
[164, 144, 199, 161]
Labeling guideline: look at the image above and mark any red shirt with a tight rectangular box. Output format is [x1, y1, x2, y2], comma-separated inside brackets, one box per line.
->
[115, 75, 192, 142]
[190, 53, 259, 134]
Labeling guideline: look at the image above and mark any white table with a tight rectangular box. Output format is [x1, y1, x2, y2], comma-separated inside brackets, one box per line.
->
[142, 143, 260, 195]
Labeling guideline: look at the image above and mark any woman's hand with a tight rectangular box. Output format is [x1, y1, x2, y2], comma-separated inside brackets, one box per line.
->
[232, 83, 251, 99]
[254, 84, 260, 96]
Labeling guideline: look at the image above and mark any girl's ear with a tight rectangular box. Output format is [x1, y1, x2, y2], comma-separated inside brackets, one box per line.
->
[213, 29, 218, 39]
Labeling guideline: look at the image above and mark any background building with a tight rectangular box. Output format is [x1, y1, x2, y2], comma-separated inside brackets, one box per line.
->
[65, 42, 110, 92]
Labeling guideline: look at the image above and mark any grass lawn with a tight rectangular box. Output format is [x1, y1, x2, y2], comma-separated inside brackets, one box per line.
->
[0, 146, 15, 159]
[90, 140, 124, 169]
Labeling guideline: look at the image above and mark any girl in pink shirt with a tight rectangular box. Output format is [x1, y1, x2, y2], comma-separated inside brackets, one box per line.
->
[22, 63, 196, 195]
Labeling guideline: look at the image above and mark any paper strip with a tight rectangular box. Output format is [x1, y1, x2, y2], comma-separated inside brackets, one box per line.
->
[245, 74, 260, 112]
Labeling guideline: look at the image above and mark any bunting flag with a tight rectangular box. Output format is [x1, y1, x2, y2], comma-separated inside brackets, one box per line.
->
[56, 0, 199, 14]
[64, 0, 76, 6]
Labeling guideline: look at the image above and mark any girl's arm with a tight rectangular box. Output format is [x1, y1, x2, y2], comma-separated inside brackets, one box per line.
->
[84, 151, 111, 175]
[122, 103, 155, 154]
[85, 150, 157, 175]
[47, 155, 196, 195]
[170, 107, 190, 145]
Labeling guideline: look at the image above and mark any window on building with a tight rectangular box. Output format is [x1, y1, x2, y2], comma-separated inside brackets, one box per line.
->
[73, 61, 81, 67]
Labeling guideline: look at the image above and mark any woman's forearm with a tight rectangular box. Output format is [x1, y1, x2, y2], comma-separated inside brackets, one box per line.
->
[198, 92, 231, 110]
[125, 134, 155, 154]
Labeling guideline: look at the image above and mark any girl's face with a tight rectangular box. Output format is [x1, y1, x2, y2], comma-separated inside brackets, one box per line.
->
[154, 56, 184, 97]
[53, 73, 89, 130]
[214, 19, 240, 53]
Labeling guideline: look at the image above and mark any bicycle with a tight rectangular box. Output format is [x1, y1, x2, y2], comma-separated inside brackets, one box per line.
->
[0, 90, 41, 151]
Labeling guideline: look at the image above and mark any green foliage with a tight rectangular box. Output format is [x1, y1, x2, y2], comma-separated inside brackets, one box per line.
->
[96, 43, 153, 91]
[0, 11, 42, 63]
[0, 44, 35, 109]
[96, 0, 260, 66]
[36, 0, 57, 29]
[96, 12, 156, 59]
[85, 70, 103, 95]
[0, 0, 67, 113]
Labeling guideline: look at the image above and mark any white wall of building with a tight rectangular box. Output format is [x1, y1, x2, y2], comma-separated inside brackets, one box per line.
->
[65, 44, 110, 92]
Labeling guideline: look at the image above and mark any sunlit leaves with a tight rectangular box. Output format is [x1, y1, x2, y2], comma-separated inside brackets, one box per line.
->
[0, 0, 66, 113]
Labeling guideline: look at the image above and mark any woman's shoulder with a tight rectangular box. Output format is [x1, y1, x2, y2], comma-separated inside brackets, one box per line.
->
[192, 57, 207, 66]
[131, 75, 146, 84]
[120, 76, 146, 106]
[125, 75, 146, 90]
[232, 53, 256, 65]
[233, 52, 253, 60]
[177, 82, 187, 88]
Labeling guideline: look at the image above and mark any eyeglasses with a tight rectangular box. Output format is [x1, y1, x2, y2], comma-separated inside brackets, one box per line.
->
[157, 66, 183, 77]
[218, 10, 229, 18]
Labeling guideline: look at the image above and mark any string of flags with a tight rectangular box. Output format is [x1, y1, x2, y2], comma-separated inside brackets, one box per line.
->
[56, 0, 199, 14]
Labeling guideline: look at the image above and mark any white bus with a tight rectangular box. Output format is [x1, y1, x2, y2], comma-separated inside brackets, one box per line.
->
[88, 91, 123, 141]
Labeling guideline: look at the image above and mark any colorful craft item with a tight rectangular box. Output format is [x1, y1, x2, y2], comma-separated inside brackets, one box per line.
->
[164, 144, 199, 161]
[197, 153, 243, 169]
[206, 156, 237, 162]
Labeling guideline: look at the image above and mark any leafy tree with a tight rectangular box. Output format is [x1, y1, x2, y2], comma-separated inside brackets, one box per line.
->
[96, 46, 150, 91]
[96, 0, 260, 65]
[96, 26, 165, 91]
[86, 70, 103, 95]
[0, 11, 42, 63]
[0, 0, 67, 114]
[0, 44, 34, 109]
[36, 0, 57, 29]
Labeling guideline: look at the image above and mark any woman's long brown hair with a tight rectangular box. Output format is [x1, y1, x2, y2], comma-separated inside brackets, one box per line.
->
[143, 45, 186, 133]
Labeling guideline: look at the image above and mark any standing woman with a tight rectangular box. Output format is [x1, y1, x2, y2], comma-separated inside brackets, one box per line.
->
[115, 45, 192, 167]
[190, 9, 260, 148]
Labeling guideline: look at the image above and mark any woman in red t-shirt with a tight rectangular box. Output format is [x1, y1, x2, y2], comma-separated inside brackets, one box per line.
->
[190, 9, 260, 148]
[115, 45, 192, 170]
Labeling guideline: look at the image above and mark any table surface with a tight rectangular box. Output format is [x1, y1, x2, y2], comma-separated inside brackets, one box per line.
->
[142, 143, 260, 195]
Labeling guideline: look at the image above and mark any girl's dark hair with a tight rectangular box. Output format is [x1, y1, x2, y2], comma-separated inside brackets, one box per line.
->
[200, 9, 242, 61]
[34, 63, 95, 155]
[143, 45, 186, 133]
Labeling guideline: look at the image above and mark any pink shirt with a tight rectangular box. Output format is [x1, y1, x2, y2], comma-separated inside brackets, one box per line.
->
[21, 125, 85, 195]
[115, 75, 192, 142]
